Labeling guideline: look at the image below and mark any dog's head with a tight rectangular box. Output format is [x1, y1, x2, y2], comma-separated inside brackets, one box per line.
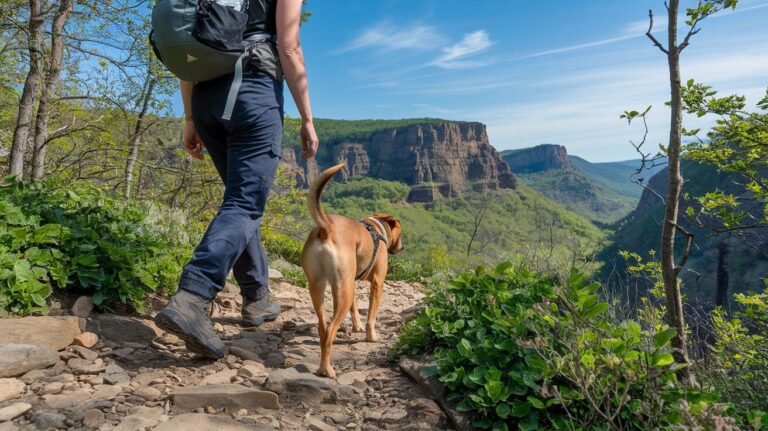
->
[374, 213, 404, 254]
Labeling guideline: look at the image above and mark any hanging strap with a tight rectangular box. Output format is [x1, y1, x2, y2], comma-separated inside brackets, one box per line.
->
[221, 33, 273, 121]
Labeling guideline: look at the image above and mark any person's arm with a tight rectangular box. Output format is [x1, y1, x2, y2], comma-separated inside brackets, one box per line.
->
[277, 0, 318, 159]
[180, 79, 204, 160]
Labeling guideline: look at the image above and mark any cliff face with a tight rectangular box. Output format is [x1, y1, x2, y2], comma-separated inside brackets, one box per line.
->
[502, 144, 572, 174]
[281, 121, 517, 202]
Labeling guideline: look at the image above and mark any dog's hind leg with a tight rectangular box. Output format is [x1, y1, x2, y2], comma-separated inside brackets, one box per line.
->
[350, 289, 365, 333]
[317, 277, 354, 379]
[366, 273, 385, 343]
[308, 280, 328, 348]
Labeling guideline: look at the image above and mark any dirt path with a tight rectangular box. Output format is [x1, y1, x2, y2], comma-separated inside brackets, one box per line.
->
[0, 279, 451, 431]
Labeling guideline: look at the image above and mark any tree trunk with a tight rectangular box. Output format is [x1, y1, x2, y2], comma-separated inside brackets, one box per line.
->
[31, 0, 74, 180]
[9, 0, 45, 176]
[715, 242, 730, 309]
[124, 76, 156, 198]
[660, 0, 691, 378]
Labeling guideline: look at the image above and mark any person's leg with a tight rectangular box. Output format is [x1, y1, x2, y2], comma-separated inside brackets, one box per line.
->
[155, 80, 232, 359]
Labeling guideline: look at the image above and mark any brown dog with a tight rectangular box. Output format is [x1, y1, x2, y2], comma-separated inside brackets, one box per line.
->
[300, 163, 404, 378]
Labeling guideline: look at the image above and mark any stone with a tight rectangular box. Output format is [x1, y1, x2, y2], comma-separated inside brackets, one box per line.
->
[82, 409, 105, 428]
[201, 369, 237, 386]
[39, 382, 64, 396]
[86, 314, 159, 346]
[42, 388, 91, 409]
[0, 345, 59, 378]
[171, 385, 279, 411]
[304, 416, 335, 431]
[71, 296, 94, 318]
[0, 403, 31, 422]
[133, 386, 161, 401]
[236, 364, 267, 380]
[33, 411, 67, 430]
[408, 398, 445, 427]
[113, 406, 166, 431]
[103, 364, 130, 385]
[0, 379, 25, 403]
[0, 317, 81, 351]
[68, 358, 105, 375]
[72, 332, 99, 349]
[154, 413, 276, 431]
[337, 371, 369, 386]
[68, 345, 98, 361]
[265, 367, 358, 404]
[89, 384, 122, 401]
[268, 268, 283, 280]
[20, 369, 49, 384]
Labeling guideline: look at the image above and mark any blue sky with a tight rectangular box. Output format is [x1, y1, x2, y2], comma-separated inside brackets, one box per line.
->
[289, 0, 768, 162]
[170, 0, 768, 162]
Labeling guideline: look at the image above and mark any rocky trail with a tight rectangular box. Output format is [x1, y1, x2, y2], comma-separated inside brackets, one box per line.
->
[0, 276, 452, 431]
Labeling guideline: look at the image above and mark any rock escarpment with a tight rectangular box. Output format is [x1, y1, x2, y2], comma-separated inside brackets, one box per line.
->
[281, 121, 516, 202]
[501, 144, 572, 174]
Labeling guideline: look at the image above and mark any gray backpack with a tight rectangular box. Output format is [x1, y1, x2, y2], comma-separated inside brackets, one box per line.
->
[150, 0, 282, 120]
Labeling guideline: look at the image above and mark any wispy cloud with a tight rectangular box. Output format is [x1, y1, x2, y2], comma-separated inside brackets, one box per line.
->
[431, 30, 494, 69]
[515, 35, 638, 60]
[339, 22, 445, 53]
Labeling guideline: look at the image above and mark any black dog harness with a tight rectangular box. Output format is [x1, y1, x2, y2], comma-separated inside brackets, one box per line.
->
[355, 218, 388, 280]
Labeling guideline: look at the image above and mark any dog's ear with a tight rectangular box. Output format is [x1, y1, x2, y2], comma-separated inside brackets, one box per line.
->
[376, 214, 398, 230]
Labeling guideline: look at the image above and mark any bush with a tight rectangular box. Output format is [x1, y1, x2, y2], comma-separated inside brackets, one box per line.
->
[700, 288, 768, 428]
[263, 230, 303, 266]
[395, 263, 715, 430]
[0, 176, 190, 314]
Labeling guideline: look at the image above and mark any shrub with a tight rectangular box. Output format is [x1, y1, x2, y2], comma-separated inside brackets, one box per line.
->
[396, 263, 714, 430]
[0, 176, 189, 314]
[263, 230, 303, 266]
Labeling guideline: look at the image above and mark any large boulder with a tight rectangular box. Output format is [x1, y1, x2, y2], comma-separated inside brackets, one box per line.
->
[0, 316, 81, 350]
[0, 344, 59, 378]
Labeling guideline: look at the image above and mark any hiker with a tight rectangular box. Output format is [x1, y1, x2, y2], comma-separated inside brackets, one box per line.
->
[154, 0, 319, 359]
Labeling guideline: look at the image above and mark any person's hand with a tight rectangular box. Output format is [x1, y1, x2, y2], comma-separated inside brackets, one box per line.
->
[300, 118, 319, 159]
[183, 120, 205, 160]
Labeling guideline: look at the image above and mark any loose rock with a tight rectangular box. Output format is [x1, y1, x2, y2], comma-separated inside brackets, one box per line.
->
[0, 344, 59, 378]
[103, 364, 130, 385]
[0, 403, 32, 422]
[133, 386, 162, 401]
[171, 384, 279, 411]
[0, 378, 25, 403]
[72, 332, 99, 349]
[82, 409, 105, 428]
[33, 411, 67, 430]
[0, 316, 81, 350]
[71, 296, 94, 318]
[68, 345, 99, 361]
[154, 413, 276, 431]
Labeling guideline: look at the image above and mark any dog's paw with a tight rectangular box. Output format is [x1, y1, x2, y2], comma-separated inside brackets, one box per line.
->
[316, 366, 337, 379]
[366, 330, 379, 343]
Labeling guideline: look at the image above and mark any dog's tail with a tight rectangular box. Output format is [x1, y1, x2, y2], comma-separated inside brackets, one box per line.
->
[308, 163, 345, 233]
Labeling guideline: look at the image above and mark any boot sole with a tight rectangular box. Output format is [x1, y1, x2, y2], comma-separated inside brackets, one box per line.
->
[155, 310, 227, 359]
[240, 311, 280, 328]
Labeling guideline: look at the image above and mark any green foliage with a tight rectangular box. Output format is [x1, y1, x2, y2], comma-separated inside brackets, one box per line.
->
[0, 176, 189, 315]
[326, 177, 409, 203]
[281, 266, 308, 289]
[396, 264, 718, 430]
[387, 257, 430, 282]
[699, 289, 768, 428]
[682, 83, 768, 237]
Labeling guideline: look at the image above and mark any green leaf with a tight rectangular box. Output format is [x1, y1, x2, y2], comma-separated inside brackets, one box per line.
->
[527, 396, 545, 409]
[495, 403, 511, 419]
[492, 422, 509, 431]
[653, 327, 678, 348]
[652, 352, 675, 367]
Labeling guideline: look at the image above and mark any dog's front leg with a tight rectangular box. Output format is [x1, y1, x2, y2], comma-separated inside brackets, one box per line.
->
[350, 294, 365, 333]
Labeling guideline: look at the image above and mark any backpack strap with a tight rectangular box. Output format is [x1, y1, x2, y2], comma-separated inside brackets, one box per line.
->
[221, 33, 274, 121]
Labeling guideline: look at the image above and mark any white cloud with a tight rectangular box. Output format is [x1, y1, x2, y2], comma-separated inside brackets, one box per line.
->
[431, 30, 494, 69]
[339, 22, 445, 53]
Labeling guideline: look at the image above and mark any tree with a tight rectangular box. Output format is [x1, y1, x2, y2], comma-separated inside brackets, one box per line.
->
[8, 0, 45, 176]
[642, 0, 738, 378]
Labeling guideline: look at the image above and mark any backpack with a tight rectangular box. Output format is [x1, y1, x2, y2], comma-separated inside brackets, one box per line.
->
[150, 0, 282, 120]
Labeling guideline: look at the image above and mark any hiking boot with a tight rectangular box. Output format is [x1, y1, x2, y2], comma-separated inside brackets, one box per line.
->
[154, 290, 227, 359]
[241, 296, 281, 327]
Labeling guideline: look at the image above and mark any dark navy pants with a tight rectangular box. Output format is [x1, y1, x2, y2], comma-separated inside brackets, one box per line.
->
[179, 69, 284, 302]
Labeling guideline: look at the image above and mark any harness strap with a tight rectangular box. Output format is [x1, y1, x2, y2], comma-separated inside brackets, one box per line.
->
[221, 33, 274, 121]
[355, 220, 387, 281]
